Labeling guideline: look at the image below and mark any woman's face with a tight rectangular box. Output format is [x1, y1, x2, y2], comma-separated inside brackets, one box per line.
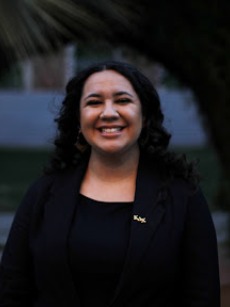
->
[79, 70, 143, 158]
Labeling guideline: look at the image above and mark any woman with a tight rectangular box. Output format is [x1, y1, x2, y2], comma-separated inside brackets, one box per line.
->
[0, 61, 220, 306]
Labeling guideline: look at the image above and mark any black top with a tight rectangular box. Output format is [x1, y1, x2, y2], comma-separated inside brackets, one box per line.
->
[68, 194, 133, 307]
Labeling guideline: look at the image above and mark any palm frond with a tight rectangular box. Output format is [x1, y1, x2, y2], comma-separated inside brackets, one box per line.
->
[0, 0, 138, 62]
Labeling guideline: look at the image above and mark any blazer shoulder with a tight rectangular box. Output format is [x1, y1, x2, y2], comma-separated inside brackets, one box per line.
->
[13, 174, 55, 217]
[20, 163, 84, 211]
[168, 177, 210, 216]
[169, 174, 199, 195]
[25, 174, 55, 199]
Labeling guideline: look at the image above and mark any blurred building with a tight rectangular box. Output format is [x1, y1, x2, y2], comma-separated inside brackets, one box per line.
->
[0, 43, 208, 148]
[0, 88, 207, 148]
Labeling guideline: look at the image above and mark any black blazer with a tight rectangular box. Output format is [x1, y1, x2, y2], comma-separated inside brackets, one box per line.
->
[0, 154, 220, 307]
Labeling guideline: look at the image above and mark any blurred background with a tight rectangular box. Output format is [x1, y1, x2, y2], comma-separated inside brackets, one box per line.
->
[0, 1, 229, 305]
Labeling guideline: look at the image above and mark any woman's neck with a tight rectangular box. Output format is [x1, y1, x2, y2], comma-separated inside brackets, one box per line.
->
[87, 149, 140, 183]
[80, 149, 140, 202]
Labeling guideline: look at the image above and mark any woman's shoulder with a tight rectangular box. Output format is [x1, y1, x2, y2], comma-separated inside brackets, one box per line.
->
[144, 152, 203, 200]
[14, 174, 55, 215]
[26, 162, 85, 198]
[26, 173, 56, 197]
[168, 176, 210, 218]
[141, 149, 200, 189]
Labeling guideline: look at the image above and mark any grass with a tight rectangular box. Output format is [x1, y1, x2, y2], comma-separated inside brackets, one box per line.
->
[0, 146, 221, 212]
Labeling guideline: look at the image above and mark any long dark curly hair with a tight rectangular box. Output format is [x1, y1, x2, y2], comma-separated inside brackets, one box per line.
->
[45, 60, 199, 185]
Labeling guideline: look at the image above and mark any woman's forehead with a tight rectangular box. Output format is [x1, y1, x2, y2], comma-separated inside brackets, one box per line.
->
[81, 70, 137, 97]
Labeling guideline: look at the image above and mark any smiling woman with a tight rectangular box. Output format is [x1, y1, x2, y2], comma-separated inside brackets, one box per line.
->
[79, 69, 143, 202]
[80, 70, 143, 158]
[0, 61, 220, 307]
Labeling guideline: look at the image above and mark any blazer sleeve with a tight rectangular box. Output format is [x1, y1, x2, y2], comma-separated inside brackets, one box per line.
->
[0, 176, 53, 307]
[181, 188, 220, 307]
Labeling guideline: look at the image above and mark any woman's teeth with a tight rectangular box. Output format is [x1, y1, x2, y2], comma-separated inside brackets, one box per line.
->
[101, 127, 122, 133]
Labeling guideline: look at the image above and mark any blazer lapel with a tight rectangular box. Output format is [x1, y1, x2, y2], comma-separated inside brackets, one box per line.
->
[42, 159, 88, 306]
[110, 154, 166, 306]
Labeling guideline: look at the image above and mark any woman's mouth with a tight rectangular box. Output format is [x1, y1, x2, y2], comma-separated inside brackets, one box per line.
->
[100, 127, 123, 133]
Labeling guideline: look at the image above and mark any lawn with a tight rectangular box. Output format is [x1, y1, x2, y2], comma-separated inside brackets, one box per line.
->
[0, 146, 221, 212]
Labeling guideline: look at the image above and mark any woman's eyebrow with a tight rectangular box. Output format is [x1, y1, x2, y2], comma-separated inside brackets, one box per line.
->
[84, 91, 134, 101]
[84, 93, 101, 100]
[113, 91, 134, 97]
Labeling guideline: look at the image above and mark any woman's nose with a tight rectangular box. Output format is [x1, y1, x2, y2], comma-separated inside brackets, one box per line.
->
[100, 102, 119, 119]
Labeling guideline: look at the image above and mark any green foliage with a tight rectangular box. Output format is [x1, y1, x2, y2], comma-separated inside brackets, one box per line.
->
[161, 70, 186, 89]
[0, 63, 22, 88]
[0, 148, 50, 211]
[75, 40, 113, 72]
[174, 146, 221, 209]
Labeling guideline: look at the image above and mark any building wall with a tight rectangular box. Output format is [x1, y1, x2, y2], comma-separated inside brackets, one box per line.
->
[0, 88, 207, 148]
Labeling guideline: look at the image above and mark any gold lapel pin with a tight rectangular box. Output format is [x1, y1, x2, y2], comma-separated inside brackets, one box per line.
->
[133, 214, 147, 224]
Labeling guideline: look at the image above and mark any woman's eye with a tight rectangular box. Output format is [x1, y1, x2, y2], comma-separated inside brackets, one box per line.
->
[87, 100, 101, 106]
[117, 98, 131, 104]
